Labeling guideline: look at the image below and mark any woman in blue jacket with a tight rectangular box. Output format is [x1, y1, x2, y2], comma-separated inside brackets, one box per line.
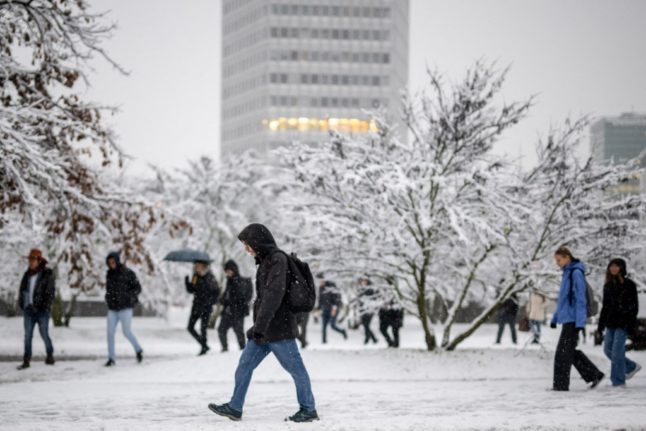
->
[551, 247, 604, 391]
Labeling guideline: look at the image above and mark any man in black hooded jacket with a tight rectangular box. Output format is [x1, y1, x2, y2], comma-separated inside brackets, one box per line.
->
[208, 223, 318, 423]
[186, 260, 220, 355]
[218, 259, 253, 352]
[105, 251, 143, 367]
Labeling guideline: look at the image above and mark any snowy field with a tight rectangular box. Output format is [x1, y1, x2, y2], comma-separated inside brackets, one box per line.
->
[1, 311, 645, 431]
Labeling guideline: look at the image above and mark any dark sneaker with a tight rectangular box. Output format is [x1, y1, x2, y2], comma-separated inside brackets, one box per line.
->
[221, 347, 228, 353]
[136, 350, 143, 363]
[199, 346, 210, 356]
[286, 409, 320, 423]
[45, 355, 55, 365]
[17, 360, 30, 370]
[342, 330, 348, 340]
[208, 403, 242, 421]
[590, 374, 604, 389]
[105, 359, 116, 367]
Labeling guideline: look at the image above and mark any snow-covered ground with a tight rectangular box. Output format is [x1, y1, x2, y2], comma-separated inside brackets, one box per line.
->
[1, 311, 645, 430]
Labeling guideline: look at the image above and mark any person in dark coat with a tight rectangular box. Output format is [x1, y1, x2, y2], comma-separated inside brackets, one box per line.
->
[105, 251, 144, 367]
[495, 294, 519, 344]
[187, 260, 220, 355]
[317, 276, 347, 343]
[295, 312, 310, 349]
[218, 259, 253, 352]
[208, 223, 318, 423]
[17, 248, 56, 370]
[596, 258, 641, 386]
[551, 246, 604, 391]
[379, 300, 404, 348]
[358, 278, 378, 345]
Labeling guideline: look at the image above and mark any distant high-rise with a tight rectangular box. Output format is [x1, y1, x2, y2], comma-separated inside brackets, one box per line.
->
[591, 113, 646, 195]
[221, 0, 409, 155]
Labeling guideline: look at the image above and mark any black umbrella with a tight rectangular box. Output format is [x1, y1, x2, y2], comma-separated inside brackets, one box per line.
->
[163, 249, 213, 263]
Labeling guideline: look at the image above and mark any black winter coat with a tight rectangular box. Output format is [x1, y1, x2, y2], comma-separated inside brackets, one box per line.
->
[379, 307, 404, 328]
[222, 276, 253, 318]
[598, 278, 639, 332]
[238, 223, 298, 344]
[18, 267, 56, 312]
[106, 265, 142, 311]
[318, 281, 342, 311]
[186, 271, 220, 309]
[501, 296, 519, 317]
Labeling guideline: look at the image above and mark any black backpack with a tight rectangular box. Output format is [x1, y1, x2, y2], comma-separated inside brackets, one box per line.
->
[568, 269, 599, 318]
[279, 251, 316, 313]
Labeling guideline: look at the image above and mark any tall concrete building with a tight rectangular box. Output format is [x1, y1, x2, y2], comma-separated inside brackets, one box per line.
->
[591, 113, 646, 195]
[221, 0, 409, 155]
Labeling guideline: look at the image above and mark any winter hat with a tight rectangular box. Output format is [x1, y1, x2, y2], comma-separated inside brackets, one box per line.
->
[224, 259, 239, 275]
[608, 258, 627, 277]
[27, 248, 45, 262]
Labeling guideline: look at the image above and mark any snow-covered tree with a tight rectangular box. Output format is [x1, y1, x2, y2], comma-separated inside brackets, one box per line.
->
[0, 0, 159, 292]
[279, 62, 645, 351]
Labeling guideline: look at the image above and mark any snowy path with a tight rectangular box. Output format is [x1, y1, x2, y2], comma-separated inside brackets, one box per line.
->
[1, 316, 645, 430]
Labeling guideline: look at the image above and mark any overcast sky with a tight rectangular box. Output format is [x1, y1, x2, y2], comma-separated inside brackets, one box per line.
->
[87, 0, 646, 174]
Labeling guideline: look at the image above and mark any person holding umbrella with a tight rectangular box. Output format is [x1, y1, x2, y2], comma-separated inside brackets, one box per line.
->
[186, 260, 220, 355]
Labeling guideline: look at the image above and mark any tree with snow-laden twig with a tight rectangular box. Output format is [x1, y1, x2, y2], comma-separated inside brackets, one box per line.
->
[279, 61, 645, 351]
[0, 0, 161, 296]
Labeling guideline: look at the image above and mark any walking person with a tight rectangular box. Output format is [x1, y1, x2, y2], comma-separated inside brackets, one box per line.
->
[527, 290, 547, 344]
[295, 312, 310, 349]
[551, 246, 604, 391]
[595, 258, 641, 387]
[17, 249, 56, 370]
[495, 294, 519, 344]
[358, 278, 378, 345]
[379, 301, 404, 348]
[317, 275, 347, 343]
[105, 251, 144, 367]
[218, 260, 253, 352]
[186, 260, 220, 355]
[208, 223, 319, 423]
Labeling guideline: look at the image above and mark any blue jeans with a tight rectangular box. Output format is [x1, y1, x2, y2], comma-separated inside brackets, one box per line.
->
[530, 320, 542, 342]
[603, 327, 638, 386]
[321, 309, 345, 343]
[229, 339, 316, 413]
[107, 308, 142, 360]
[23, 309, 54, 360]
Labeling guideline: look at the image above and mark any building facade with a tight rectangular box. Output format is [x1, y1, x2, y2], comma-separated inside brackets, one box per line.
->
[591, 113, 646, 195]
[221, 0, 409, 155]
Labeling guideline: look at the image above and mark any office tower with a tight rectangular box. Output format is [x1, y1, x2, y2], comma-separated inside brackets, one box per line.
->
[221, 0, 409, 155]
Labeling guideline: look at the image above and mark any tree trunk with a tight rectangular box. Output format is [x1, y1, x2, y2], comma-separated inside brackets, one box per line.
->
[445, 300, 503, 351]
[417, 291, 437, 351]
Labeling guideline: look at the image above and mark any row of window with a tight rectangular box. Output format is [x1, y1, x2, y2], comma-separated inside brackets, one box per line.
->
[269, 95, 386, 109]
[223, 5, 264, 35]
[270, 26, 390, 41]
[223, 28, 265, 57]
[222, 75, 263, 100]
[270, 3, 391, 19]
[270, 49, 389, 64]
[223, 0, 253, 15]
[269, 72, 389, 87]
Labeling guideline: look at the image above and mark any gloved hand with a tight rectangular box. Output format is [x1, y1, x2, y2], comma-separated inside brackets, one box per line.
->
[246, 327, 263, 341]
[550, 322, 557, 329]
[184, 275, 191, 286]
[594, 329, 604, 346]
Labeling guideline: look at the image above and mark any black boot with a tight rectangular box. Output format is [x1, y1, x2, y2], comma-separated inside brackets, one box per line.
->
[208, 403, 242, 421]
[105, 359, 116, 367]
[17, 359, 30, 370]
[136, 350, 143, 363]
[286, 408, 320, 423]
[45, 354, 55, 365]
[199, 345, 210, 356]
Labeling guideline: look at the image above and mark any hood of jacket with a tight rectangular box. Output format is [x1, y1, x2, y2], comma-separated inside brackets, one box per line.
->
[224, 259, 240, 276]
[563, 259, 586, 274]
[106, 251, 122, 268]
[238, 223, 278, 261]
